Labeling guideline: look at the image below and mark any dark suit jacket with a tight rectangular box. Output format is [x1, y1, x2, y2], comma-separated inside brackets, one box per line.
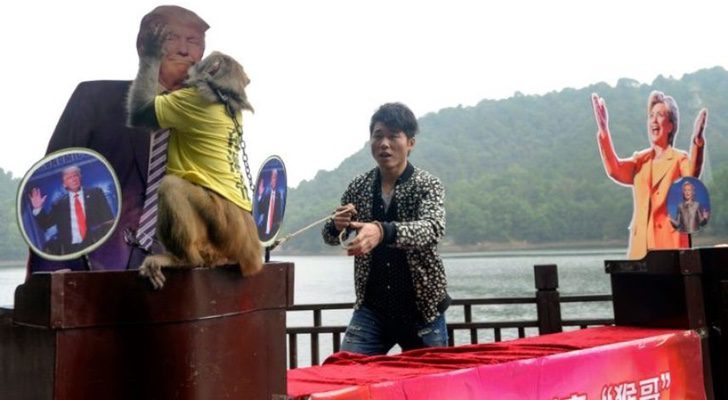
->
[28, 81, 155, 272]
[256, 188, 285, 243]
[35, 187, 114, 255]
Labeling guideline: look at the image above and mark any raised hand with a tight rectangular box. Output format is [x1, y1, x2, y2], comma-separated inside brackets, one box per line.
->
[140, 24, 168, 59]
[28, 187, 47, 210]
[127, 24, 167, 129]
[591, 93, 609, 136]
[701, 208, 710, 222]
[692, 108, 708, 147]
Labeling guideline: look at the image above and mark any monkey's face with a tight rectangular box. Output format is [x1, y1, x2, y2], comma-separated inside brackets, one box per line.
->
[192, 52, 250, 88]
[158, 23, 205, 90]
[188, 51, 253, 112]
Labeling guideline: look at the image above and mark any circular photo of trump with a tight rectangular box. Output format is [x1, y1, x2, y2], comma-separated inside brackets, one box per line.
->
[17, 148, 121, 261]
[667, 177, 710, 234]
[253, 156, 287, 247]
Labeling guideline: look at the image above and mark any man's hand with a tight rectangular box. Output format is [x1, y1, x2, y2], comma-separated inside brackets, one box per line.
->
[344, 221, 383, 257]
[333, 203, 357, 232]
[29, 187, 47, 210]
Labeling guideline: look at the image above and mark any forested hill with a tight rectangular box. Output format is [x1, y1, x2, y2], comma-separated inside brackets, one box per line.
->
[280, 66, 728, 252]
[0, 169, 25, 260]
[2, 67, 728, 260]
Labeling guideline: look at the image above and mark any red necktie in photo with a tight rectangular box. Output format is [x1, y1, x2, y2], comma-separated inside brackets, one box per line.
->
[266, 190, 276, 235]
[74, 193, 87, 240]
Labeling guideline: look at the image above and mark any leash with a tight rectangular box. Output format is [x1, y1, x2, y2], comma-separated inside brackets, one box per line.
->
[269, 208, 355, 250]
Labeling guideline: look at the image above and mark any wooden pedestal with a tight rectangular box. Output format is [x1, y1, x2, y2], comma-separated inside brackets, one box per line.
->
[606, 248, 728, 400]
[0, 262, 294, 400]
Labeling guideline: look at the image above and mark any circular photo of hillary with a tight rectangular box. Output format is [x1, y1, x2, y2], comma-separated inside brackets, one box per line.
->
[17, 148, 122, 261]
[667, 177, 711, 234]
[253, 156, 287, 247]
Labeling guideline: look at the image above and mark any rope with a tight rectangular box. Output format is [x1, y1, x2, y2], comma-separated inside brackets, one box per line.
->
[269, 208, 352, 250]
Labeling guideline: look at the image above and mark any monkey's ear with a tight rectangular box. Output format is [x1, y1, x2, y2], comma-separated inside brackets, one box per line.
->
[208, 59, 222, 76]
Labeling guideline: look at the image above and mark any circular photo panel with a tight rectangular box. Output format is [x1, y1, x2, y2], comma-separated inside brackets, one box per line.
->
[252, 156, 287, 247]
[667, 176, 711, 234]
[17, 148, 121, 261]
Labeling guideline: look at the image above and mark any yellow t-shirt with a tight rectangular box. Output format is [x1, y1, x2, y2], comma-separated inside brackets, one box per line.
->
[155, 87, 252, 212]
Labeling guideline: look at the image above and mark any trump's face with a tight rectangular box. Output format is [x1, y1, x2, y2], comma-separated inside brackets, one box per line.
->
[683, 183, 695, 201]
[270, 169, 278, 188]
[158, 23, 205, 91]
[63, 169, 82, 193]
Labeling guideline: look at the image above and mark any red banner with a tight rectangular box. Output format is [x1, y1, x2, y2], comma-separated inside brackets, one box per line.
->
[290, 327, 706, 400]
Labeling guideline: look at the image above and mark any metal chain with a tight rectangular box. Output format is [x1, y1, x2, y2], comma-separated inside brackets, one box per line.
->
[232, 114, 255, 192]
[216, 89, 255, 192]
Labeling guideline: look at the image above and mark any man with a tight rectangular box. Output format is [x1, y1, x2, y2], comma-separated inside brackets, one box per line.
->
[29, 166, 114, 256]
[322, 102, 450, 355]
[27, 6, 209, 272]
[256, 168, 285, 243]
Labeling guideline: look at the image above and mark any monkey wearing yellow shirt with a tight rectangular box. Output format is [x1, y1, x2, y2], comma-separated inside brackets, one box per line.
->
[126, 25, 261, 289]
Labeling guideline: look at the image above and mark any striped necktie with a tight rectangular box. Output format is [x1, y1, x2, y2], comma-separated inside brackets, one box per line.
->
[135, 128, 170, 251]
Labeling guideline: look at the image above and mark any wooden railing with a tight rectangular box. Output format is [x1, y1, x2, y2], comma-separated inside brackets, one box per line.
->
[286, 264, 614, 369]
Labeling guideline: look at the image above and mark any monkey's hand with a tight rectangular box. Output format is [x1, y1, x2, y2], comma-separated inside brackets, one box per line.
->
[140, 24, 167, 60]
[128, 25, 165, 129]
[139, 256, 168, 289]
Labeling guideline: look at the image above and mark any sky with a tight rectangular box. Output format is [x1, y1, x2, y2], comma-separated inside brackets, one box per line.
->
[2, 0, 727, 187]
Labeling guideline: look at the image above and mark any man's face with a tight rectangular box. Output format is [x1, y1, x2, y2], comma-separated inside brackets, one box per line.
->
[370, 122, 414, 173]
[158, 23, 205, 90]
[63, 170, 82, 192]
[683, 183, 695, 201]
[270, 170, 278, 188]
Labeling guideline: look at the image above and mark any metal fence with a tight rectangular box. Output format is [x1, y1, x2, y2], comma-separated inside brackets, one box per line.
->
[286, 264, 614, 369]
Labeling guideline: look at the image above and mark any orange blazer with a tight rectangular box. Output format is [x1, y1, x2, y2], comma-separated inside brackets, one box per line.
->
[598, 135, 703, 259]
[628, 147, 693, 258]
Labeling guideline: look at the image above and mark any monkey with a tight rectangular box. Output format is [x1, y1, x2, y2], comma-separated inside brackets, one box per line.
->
[126, 25, 262, 289]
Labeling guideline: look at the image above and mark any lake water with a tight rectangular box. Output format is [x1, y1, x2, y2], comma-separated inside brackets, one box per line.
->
[0, 248, 624, 366]
[1, 249, 622, 306]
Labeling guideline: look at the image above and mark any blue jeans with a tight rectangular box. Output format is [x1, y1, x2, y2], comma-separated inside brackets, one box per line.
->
[340, 305, 448, 355]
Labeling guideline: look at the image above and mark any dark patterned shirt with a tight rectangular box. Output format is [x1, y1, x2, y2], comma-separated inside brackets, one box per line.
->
[365, 169, 418, 322]
[323, 163, 449, 323]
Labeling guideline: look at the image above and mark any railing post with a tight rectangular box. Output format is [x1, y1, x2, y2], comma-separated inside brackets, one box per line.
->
[464, 304, 477, 344]
[288, 333, 298, 369]
[535, 264, 562, 334]
[312, 309, 321, 365]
